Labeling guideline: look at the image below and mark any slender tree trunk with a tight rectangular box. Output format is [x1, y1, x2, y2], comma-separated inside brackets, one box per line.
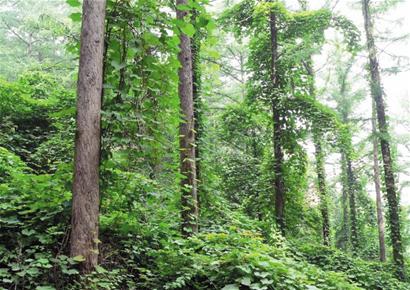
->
[70, 0, 106, 273]
[338, 151, 350, 250]
[346, 155, 359, 251]
[177, 0, 198, 236]
[304, 58, 331, 246]
[372, 100, 387, 262]
[191, 7, 202, 210]
[268, 5, 286, 234]
[314, 134, 330, 246]
[362, 0, 405, 279]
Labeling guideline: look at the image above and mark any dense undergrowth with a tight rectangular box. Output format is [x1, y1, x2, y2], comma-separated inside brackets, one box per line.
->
[1, 144, 409, 289]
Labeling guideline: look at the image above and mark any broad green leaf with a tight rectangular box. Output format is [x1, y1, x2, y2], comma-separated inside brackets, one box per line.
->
[180, 23, 196, 37]
[222, 285, 240, 290]
[66, 0, 81, 7]
[36, 286, 56, 290]
[69, 12, 82, 22]
[72, 255, 85, 262]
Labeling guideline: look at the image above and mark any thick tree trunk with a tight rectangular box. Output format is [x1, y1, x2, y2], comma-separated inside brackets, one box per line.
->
[362, 0, 405, 279]
[177, 0, 198, 236]
[372, 100, 387, 262]
[268, 7, 286, 234]
[70, 0, 106, 274]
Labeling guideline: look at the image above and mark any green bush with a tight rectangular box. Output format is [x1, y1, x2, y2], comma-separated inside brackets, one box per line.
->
[297, 243, 408, 290]
[147, 229, 361, 289]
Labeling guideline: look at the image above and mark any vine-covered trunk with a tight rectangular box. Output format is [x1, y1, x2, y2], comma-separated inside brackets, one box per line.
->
[191, 8, 202, 209]
[304, 57, 330, 246]
[70, 0, 106, 273]
[313, 134, 330, 246]
[269, 6, 286, 234]
[177, 0, 199, 236]
[362, 0, 405, 278]
[338, 151, 350, 250]
[372, 100, 387, 262]
[346, 155, 359, 251]
[273, 108, 285, 233]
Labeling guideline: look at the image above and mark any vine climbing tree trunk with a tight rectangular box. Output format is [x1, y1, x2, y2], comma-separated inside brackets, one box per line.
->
[313, 133, 330, 246]
[70, 0, 106, 273]
[191, 7, 203, 212]
[177, 0, 199, 236]
[268, 2, 286, 234]
[339, 152, 350, 250]
[304, 57, 330, 246]
[340, 130, 359, 252]
[362, 0, 405, 279]
[346, 155, 359, 251]
[372, 100, 387, 262]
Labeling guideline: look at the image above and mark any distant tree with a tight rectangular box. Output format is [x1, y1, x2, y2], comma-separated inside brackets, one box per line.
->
[362, 0, 405, 279]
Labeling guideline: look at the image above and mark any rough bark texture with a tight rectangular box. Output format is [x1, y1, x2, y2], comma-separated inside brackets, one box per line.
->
[362, 0, 405, 279]
[70, 0, 106, 273]
[177, 0, 198, 236]
[269, 7, 286, 234]
[372, 100, 387, 262]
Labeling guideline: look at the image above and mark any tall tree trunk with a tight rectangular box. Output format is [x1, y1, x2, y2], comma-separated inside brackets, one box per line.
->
[70, 0, 106, 274]
[340, 131, 359, 252]
[362, 0, 405, 279]
[346, 154, 359, 251]
[191, 7, 202, 212]
[314, 134, 330, 246]
[177, 0, 198, 236]
[268, 4, 286, 234]
[338, 151, 350, 250]
[372, 100, 387, 262]
[304, 58, 331, 246]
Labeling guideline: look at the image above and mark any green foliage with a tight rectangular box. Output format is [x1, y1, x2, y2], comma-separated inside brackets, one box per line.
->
[1, 0, 409, 289]
[0, 0, 77, 80]
[0, 148, 78, 289]
[0, 72, 75, 172]
[298, 243, 409, 289]
[148, 229, 361, 289]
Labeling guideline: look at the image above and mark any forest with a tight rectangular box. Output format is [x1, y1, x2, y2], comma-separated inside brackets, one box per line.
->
[1, 0, 410, 289]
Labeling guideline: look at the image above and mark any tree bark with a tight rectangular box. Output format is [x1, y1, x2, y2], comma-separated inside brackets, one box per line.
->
[304, 58, 331, 246]
[70, 0, 106, 273]
[177, 0, 199, 236]
[338, 151, 350, 250]
[268, 4, 286, 234]
[300, 3, 330, 246]
[362, 0, 405, 279]
[191, 7, 202, 212]
[346, 154, 359, 251]
[314, 134, 330, 246]
[372, 100, 387, 262]
[340, 135, 359, 252]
